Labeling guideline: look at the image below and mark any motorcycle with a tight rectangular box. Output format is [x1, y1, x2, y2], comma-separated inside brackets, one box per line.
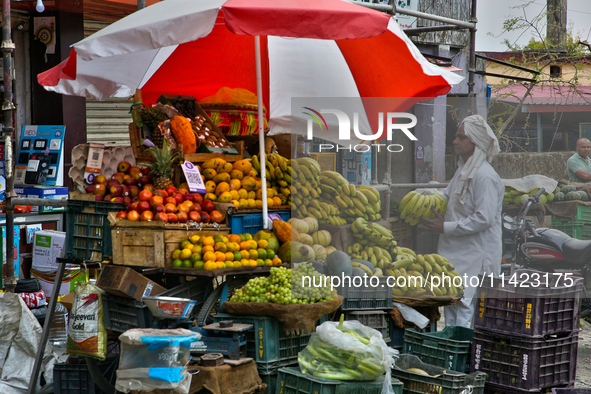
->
[502, 187, 591, 316]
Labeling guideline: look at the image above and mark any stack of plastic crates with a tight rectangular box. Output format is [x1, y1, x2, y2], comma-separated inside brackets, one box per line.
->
[551, 205, 591, 240]
[470, 269, 583, 393]
[213, 313, 328, 394]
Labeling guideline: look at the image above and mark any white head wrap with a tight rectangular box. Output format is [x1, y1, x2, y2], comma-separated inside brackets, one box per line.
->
[454, 115, 500, 204]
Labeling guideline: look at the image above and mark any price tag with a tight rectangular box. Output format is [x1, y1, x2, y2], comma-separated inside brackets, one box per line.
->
[181, 161, 207, 194]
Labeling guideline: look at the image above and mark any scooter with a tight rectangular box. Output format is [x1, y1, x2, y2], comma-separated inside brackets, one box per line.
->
[502, 187, 591, 316]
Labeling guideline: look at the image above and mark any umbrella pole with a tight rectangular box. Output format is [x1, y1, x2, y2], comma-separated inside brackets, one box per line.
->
[255, 36, 268, 230]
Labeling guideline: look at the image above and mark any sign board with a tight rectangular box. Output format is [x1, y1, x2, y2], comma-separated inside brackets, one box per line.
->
[181, 161, 207, 194]
[16, 125, 65, 186]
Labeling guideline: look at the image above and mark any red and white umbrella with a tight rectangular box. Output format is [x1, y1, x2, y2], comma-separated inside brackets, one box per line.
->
[38, 0, 463, 226]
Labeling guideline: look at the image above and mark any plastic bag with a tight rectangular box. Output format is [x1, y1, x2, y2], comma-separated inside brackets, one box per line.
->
[298, 320, 398, 394]
[115, 328, 200, 394]
[66, 281, 106, 360]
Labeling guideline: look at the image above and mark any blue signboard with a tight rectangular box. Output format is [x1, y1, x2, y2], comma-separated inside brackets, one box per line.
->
[15, 125, 65, 186]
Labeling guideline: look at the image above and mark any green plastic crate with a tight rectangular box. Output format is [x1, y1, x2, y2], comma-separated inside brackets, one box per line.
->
[402, 326, 473, 372]
[259, 370, 278, 394]
[213, 313, 325, 368]
[551, 223, 585, 240]
[276, 367, 404, 394]
[65, 200, 126, 262]
[393, 354, 486, 394]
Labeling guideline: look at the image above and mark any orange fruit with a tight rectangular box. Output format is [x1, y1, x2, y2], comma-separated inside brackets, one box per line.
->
[272, 196, 282, 206]
[249, 249, 259, 260]
[240, 250, 250, 260]
[243, 233, 253, 241]
[257, 259, 265, 267]
[249, 240, 258, 250]
[225, 252, 234, 261]
[257, 239, 269, 249]
[225, 261, 234, 268]
[190, 253, 202, 263]
[203, 251, 216, 262]
[204, 261, 216, 271]
[233, 251, 242, 261]
[193, 261, 205, 270]
[264, 259, 273, 267]
[240, 259, 250, 267]
[215, 251, 226, 261]
[240, 241, 250, 251]
[214, 242, 227, 253]
[214, 235, 224, 243]
[202, 245, 214, 254]
[202, 236, 215, 246]
[272, 257, 282, 266]
[249, 259, 257, 267]
[229, 234, 241, 243]
[191, 245, 203, 254]
[172, 249, 181, 260]
[180, 249, 192, 260]
[215, 261, 225, 269]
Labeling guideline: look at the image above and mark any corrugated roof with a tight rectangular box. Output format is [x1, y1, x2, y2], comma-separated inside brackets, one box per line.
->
[492, 85, 591, 106]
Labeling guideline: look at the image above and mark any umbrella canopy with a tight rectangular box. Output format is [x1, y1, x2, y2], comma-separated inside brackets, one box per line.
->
[38, 0, 463, 144]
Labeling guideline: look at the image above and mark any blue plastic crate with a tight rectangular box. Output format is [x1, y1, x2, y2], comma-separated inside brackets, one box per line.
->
[229, 211, 290, 235]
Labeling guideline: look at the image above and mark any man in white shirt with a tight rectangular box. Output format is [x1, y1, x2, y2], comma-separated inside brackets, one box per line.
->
[419, 114, 504, 328]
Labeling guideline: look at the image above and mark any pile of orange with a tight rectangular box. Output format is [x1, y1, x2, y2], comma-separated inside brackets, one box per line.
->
[171, 233, 282, 270]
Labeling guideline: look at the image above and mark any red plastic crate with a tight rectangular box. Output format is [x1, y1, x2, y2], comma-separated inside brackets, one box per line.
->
[470, 328, 578, 391]
[475, 269, 583, 337]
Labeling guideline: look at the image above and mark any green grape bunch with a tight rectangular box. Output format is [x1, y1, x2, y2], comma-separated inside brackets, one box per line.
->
[229, 266, 336, 304]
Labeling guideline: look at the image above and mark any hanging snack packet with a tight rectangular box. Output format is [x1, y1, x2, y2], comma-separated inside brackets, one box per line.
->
[66, 281, 107, 360]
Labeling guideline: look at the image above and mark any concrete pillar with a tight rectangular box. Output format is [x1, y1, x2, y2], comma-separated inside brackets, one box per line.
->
[413, 95, 447, 183]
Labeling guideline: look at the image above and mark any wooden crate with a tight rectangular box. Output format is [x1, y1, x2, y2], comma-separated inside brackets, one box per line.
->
[109, 213, 229, 268]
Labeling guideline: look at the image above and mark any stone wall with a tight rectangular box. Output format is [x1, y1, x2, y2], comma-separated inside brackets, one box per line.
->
[445, 152, 573, 181]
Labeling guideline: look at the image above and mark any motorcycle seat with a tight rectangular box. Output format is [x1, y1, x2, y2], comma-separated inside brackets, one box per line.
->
[562, 238, 591, 265]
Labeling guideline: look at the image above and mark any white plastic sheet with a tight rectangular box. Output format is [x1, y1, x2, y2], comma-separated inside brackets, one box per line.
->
[0, 292, 57, 394]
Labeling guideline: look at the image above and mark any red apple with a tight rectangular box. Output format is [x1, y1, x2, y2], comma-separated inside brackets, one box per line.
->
[93, 174, 107, 185]
[193, 194, 203, 204]
[111, 197, 125, 204]
[155, 212, 168, 223]
[142, 183, 154, 192]
[179, 189, 189, 196]
[116, 211, 127, 219]
[192, 203, 201, 213]
[138, 176, 151, 187]
[110, 185, 123, 197]
[200, 211, 211, 224]
[141, 210, 154, 221]
[140, 167, 151, 176]
[94, 195, 104, 201]
[103, 194, 112, 201]
[127, 210, 140, 221]
[188, 210, 201, 223]
[173, 193, 184, 205]
[129, 166, 142, 179]
[153, 204, 165, 215]
[107, 179, 121, 189]
[89, 184, 107, 197]
[166, 186, 178, 196]
[111, 173, 125, 184]
[85, 185, 95, 194]
[167, 213, 179, 223]
[139, 189, 153, 202]
[154, 189, 169, 199]
[123, 196, 132, 207]
[121, 185, 130, 197]
[123, 177, 137, 187]
[117, 161, 131, 174]
[183, 194, 195, 203]
[129, 185, 140, 198]
[164, 197, 177, 206]
[128, 202, 139, 212]
[177, 211, 188, 224]
[137, 201, 151, 213]
[201, 200, 215, 213]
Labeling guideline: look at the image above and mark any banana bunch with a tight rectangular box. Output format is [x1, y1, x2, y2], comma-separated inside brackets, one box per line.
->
[317, 172, 382, 223]
[399, 191, 447, 226]
[251, 153, 292, 204]
[351, 217, 397, 247]
[347, 242, 393, 273]
[384, 249, 463, 297]
[291, 160, 346, 225]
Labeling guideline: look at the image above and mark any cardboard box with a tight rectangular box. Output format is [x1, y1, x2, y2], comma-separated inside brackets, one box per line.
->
[27, 186, 69, 212]
[32, 230, 66, 272]
[31, 268, 84, 299]
[97, 265, 166, 300]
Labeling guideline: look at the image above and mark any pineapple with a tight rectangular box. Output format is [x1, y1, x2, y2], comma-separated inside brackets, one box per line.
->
[145, 139, 178, 190]
[139, 107, 167, 148]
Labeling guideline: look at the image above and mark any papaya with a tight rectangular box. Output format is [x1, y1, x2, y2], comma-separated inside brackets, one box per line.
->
[218, 162, 233, 173]
[203, 168, 217, 180]
[203, 158, 226, 170]
[212, 173, 231, 184]
[233, 159, 253, 175]
[273, 220, 299, 244]
[229, 169, 244, 180]
[170, 116, 197, 154]
[242, 177, 257, 191]
[278, 241, 311, 264]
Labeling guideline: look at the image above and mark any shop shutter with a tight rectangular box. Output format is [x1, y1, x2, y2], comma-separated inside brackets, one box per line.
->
[84, 21, 132, 146]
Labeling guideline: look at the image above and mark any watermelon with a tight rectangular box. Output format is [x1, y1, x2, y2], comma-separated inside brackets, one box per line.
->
[566, 191, 578, 200]
[579, 191, 589, 201]
[562, 185, 577, 193]
[554, 192, 565, 201]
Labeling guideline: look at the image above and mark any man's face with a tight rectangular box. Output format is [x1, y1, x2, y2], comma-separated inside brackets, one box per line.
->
[453, 125, 476, 158]
[577, 140, 591, 159]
